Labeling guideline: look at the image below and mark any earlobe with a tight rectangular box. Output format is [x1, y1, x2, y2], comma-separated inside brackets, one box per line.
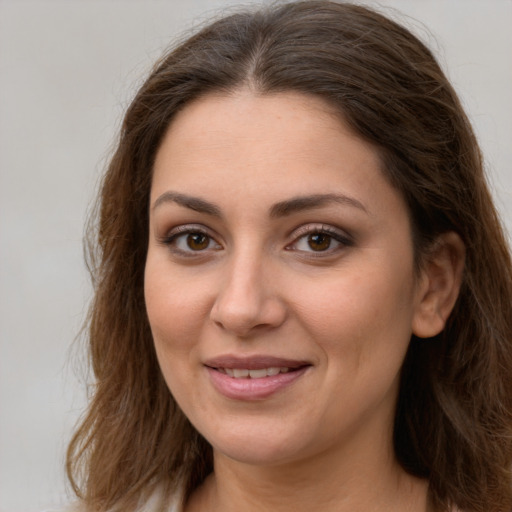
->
[412, 232, 465, 339]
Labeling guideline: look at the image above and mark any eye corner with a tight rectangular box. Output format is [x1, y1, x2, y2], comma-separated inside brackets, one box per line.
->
[286, 223, 355, 257]
[157, 223, 223, 259]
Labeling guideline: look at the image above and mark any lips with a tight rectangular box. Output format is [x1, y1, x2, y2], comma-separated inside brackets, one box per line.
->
[218, 367, 291, 378]
[204, 355, 309, 371]
[204, 355, 311, 400]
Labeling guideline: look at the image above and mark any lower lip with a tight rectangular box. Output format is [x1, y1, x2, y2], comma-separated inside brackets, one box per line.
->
[206, 367, 309, 400]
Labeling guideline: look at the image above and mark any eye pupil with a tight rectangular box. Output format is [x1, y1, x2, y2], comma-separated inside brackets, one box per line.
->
[187, 233, 209, 250]
[308, 233, 331, 251]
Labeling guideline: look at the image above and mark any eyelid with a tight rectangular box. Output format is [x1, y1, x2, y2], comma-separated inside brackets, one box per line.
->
[290, 223, 350, 239]
[286, 223, 354, 253]
[157, 222, 353, 258]
[158, 224, 222, 255]
[160, 223, 210, 240]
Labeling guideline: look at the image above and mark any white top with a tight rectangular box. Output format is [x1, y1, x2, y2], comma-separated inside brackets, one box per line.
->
[44, 499, 462, 512]
[44, 488, 182, 512]
[42, 501, 180, 512]
[44, 490, 462, 512]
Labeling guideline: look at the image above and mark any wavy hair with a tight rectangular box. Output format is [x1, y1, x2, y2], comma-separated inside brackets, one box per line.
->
[67, 2, 512, 511]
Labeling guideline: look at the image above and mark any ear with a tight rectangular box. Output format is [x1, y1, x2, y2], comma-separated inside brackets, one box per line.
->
[412, 232, 465, 338]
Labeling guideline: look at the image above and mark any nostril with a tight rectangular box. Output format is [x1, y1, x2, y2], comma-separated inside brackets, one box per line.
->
[210, 300, 287, 337]
[209, 269, 287, 335]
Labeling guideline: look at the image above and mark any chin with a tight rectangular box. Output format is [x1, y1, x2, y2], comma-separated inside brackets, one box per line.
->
[203, 422, 316, 467]
[214, 441, 299, 467]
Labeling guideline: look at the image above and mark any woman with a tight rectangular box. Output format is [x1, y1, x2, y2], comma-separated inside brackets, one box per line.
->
[66, 1, 512, 511]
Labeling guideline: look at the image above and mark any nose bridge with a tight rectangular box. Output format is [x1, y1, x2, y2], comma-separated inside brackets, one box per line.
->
[227, 243, 262, 293]
[210, 242, 285, 336]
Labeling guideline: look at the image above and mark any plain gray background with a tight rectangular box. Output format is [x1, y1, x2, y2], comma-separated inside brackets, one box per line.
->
[1, 1, 511, 510]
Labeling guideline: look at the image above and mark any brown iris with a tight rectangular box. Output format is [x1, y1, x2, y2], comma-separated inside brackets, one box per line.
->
[186, 232, 209, 250]
[308, 233, 331, 251]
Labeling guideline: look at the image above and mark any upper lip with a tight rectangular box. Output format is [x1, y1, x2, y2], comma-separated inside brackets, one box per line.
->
[204, 355, 311, 370]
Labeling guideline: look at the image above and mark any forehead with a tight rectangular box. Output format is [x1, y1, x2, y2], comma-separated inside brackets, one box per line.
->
[150, 90, 407, 225]
[155, 92, 371, 181]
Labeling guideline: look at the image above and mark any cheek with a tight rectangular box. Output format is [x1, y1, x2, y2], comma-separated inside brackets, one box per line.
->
[144, 258, 212, 356]
[303, 266, 412, 317]
[291, 262, 416, 361]
[144, 261, 209, 405]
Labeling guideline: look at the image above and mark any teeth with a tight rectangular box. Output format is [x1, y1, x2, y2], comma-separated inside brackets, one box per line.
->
[248, 369, 267, 379]
[221, 367, 292, 379]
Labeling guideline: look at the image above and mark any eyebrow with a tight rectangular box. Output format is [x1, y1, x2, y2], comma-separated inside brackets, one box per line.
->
[152, 191, 222, 216]
[152, 191, 367, 218]
[269, 193, 368, 218]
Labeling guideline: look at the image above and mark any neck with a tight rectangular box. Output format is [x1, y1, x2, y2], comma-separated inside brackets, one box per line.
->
[186, 443, 431, 512]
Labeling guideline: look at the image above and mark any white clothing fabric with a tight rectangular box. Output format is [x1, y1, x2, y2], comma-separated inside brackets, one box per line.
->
[40, 491, 181, 512]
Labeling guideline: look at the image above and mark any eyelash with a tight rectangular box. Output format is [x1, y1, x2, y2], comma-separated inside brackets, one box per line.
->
[286, 224, 354, 256]
[160, 225, 221, 257]
[159, 224, 353, 258]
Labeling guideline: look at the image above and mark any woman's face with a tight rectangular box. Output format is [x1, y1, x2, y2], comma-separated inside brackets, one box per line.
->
[145, 91, 428, 467]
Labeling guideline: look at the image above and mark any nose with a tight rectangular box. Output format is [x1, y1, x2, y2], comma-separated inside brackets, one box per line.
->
[209, 252, 287, 338]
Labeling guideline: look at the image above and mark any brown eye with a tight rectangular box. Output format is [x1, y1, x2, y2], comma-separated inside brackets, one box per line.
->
[287, 225, 352, 256]
[186, 232, 210, 250]
[163, 226, 222, 256]
[307, 233, 332, 251]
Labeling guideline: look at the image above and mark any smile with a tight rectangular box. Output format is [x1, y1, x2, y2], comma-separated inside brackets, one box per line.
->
[204, 356, 311, 400]
[216, 367, 291, 378]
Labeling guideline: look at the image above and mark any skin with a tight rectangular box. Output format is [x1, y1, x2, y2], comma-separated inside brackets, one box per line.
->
[145, 90, 464, 512]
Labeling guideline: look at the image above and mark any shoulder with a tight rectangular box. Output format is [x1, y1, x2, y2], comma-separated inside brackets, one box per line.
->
[40, 503, 84, 512]
[140, 487, 183, 512]
[40, 497, 181, 512]
[40, 506, 82, 512]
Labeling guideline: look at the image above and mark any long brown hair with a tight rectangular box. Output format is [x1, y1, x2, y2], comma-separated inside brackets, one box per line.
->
[67, 2, 512, 511]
